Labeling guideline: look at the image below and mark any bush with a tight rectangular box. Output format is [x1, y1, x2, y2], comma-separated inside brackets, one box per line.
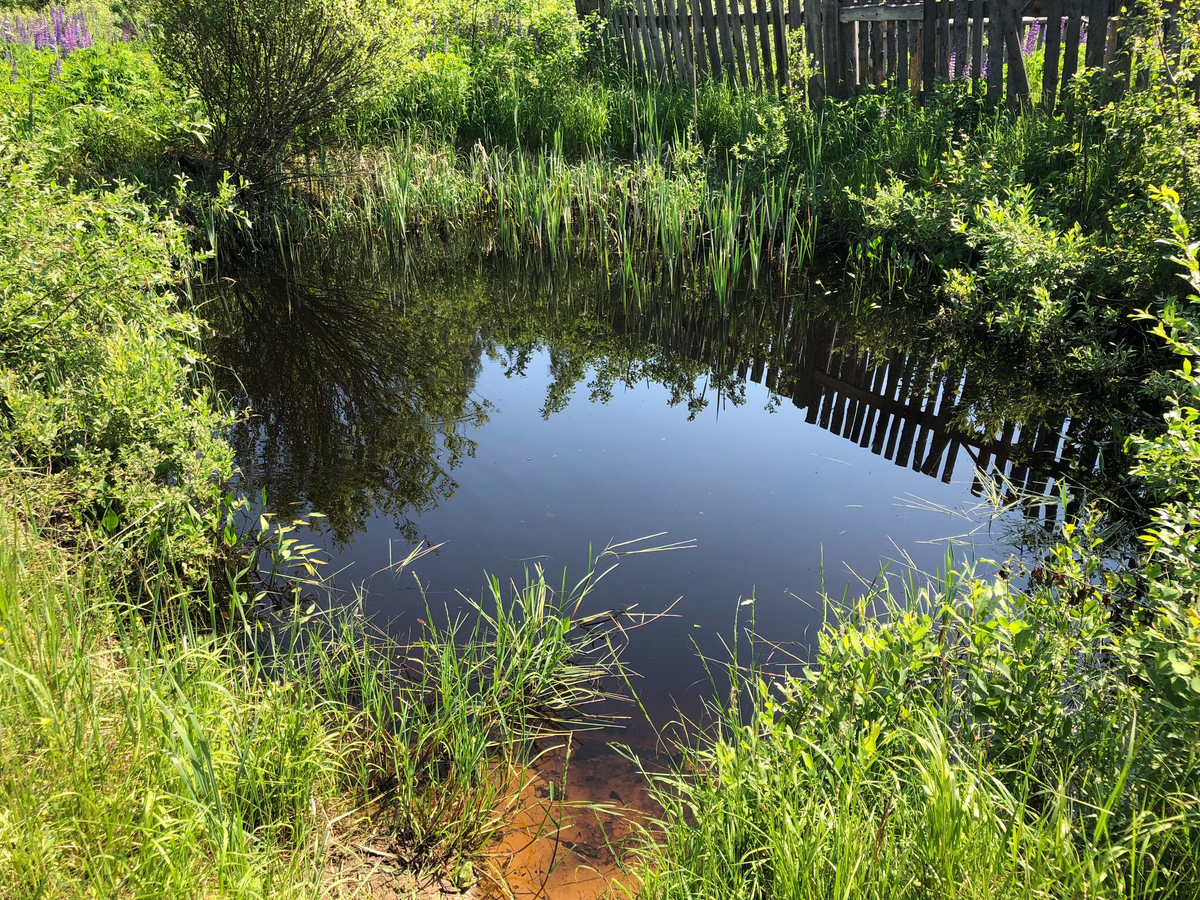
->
[0, 118, 234, 564]
[151, 0, 383, 182]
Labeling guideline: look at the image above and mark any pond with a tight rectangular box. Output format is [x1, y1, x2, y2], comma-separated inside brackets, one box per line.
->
[207, 239, 1108, 894]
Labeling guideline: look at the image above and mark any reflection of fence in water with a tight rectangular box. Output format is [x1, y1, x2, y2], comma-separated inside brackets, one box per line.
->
[728, 319, 1096, 512]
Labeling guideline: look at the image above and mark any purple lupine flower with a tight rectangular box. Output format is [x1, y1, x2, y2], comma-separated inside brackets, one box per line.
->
[1022, 19, 1040, 56]
[5, 6, 95, 57]
[880, 103, 887, 120]
[431, 14, 436, 34]
[949, 50, 958, 79]
[419, 47, 427, 60]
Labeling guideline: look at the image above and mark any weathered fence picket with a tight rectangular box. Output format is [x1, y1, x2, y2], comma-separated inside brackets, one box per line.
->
[601, 0, 1179, 109]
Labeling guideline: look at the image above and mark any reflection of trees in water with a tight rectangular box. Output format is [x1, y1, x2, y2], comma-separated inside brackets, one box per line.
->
[207, 239, 1136, 548]
[208, 249, 488, 544]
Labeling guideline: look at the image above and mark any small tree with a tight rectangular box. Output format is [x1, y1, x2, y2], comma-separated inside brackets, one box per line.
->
[152, 0, 380, 183]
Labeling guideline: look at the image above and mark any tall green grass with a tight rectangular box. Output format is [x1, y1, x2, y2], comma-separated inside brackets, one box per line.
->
[632, 551, 1200, 900]
[0, 504, 647, 893]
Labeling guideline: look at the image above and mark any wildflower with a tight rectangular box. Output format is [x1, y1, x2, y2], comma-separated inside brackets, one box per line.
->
[1022, 19, 1040, 56]
[880, 102, 887, 120]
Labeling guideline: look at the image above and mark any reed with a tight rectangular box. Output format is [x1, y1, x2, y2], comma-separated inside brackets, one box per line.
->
[271, 120, 823, 305]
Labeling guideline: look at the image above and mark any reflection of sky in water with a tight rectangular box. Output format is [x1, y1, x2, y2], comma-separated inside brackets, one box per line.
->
[324, 348, 1005, 725]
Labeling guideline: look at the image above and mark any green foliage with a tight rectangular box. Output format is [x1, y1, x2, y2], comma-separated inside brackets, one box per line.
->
[0, 118, 234, 564]
[150, 0, 384, 182]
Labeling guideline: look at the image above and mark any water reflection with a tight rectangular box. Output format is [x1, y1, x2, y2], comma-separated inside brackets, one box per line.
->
[209, 242, 1111, 545]
[209, 249, 489, 543]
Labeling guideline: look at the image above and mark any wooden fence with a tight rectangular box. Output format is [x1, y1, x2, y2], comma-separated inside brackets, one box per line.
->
[599, 0, 1147, 107]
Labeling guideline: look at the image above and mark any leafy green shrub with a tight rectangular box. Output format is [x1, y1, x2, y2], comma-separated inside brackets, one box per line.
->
[0, 120, 233, 563]
[151, 0, 384, 182]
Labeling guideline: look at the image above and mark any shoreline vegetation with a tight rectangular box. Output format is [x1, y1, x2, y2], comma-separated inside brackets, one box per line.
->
[2, 0, 1200, 897]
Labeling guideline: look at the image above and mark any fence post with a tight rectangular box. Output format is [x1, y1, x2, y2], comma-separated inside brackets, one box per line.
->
[773, 0, 790, 86]
[757, 0, 777, 87]
[951, 0, 969, 78]
[1042, 0, 1063, 110]
[714, 0, 739, 83]
[1000, 0, 1031, 108]
[969, 0, 984, 80]
[922, 0, 937, 99]
[806, 0, 826, 99]
[824, 0, 841, 95]
[986, 1, 1004, 103]
[728, 0, 752, 86]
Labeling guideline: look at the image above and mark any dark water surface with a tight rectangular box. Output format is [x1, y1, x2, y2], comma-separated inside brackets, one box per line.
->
[209, 243, 1099, 728]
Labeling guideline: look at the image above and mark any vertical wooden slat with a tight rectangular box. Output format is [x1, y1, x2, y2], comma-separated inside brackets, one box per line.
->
[1084, 0, 1109, 68]
[922, 0, 937, 98]
[700, 0, 715, 77]
[937, 0, 951, 79]
[629, 3, 650, 80]
[986, 1, 1004, 103]
[756, 0, 776, 87]
[840, 0, 857, 93]
[970, 0, 984, 80]
[857, 1, 870, 92]
[714, 0, 739, 83]
[1041, 0, 1062, 108]
[824, 0, 841, 96]
[690, 0, 708, 81]
[1001, 0, 1031, 107]
[647, 0, 668, 77]
[643, 0, 667, 79]
[1061, 0, 1083, 97]
[746, 0, 765, 86]
[806, 0, 826, 99]
[1103, 15, 1118, 66]
[911, 22, 923, 93]
[1107, 13, 1132, 97]
[631, 0, 653, 77]
[686, 0, 703, 84]
[871, 20, 885, 87]
[951, 0, 969, 77]
[897, 19, 910, 90]
[654, 0, 678, 84]
[728, 0, 751, 86]
[668, 0, 691, 85]
[614, 2, 632, 73]
[772, 0, 790, 87]
[886, 20, 898, 84]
